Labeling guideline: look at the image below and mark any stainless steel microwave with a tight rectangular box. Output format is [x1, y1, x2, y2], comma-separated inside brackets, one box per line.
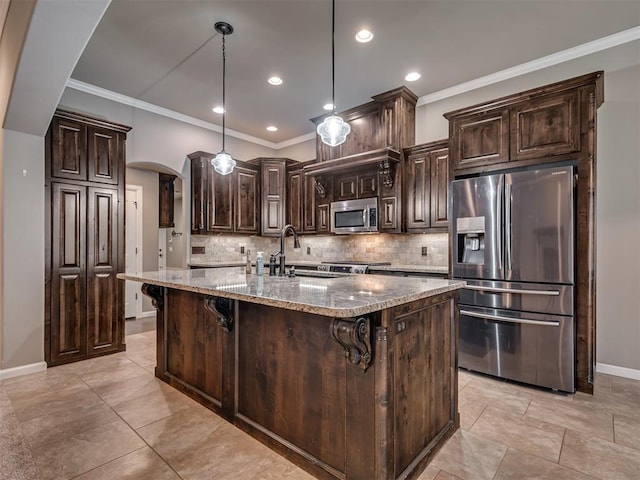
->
[330, 197, 378, 234]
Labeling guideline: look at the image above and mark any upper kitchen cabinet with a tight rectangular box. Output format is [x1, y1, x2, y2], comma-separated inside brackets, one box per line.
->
[45, 110, 130, 367]
[404, 140, 449, 232]
[445, 72, 601, 175]
[159, 173, 177, 228]
[311, 86, 417, 162]
[188, 152, 259, 235]
[49, 110, 126, 185]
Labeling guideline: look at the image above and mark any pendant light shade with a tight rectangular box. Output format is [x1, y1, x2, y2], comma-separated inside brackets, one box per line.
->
[212, 21, 236, 176]
[317, 0, 350, 147]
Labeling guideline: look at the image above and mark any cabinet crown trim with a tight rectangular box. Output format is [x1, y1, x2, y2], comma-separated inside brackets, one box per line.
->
[54, 109, 132, 133]
[302, 147, 401, 177]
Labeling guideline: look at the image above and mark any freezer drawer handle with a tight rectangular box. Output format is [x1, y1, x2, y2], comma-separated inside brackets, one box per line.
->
[465, 285, 560, 296]
[460, 309, 560, 327]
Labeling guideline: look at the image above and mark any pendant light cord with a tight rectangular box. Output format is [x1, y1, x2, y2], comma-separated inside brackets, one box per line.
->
[222, 33, 227, 151]
[331, 0, 336, 113]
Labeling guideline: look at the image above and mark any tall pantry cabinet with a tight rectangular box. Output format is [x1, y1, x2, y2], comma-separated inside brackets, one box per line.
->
[45, 109, 131, 366]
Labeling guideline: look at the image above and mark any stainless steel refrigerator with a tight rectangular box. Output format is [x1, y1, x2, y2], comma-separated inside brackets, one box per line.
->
[452, 165, 575, 392]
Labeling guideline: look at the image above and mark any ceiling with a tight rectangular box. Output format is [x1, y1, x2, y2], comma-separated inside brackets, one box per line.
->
[71, 0, 640, 145]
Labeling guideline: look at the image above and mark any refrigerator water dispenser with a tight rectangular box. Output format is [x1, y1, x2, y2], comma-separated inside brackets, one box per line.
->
[457, 216, 485, 265]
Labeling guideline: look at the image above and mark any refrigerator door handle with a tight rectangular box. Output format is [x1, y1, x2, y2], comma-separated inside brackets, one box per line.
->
[465, 285, 560, 296]
[505, 182, 512, 272]
[496, 178, 503, 272]
[460, 310, 560, 327]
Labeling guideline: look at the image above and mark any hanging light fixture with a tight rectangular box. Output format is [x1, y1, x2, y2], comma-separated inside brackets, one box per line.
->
[211, 21, 236, 176]
[316, 0, 351, 147]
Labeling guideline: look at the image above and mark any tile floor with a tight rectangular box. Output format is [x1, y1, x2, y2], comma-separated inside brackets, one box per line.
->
[1, 327, 639, 480]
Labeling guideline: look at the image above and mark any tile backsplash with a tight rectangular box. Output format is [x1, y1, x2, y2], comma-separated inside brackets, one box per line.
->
[191, 233, 449, 267]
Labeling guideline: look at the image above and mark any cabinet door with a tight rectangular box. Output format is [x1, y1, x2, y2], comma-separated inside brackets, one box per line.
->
[51, 117, 87, 181]
[87, 187, 120, 355]
[429, 148, 449, 228]
[191, 157, 208, 233]
[405, 152, 431, 231]
[235, 166, 259, 233]
[358, 173, 378, 198]
[87, 127, 120, 184]
[379, 196, 399, 232]
[510, 92, 580, 161]
[207, 169, 234, 232]
[159, 173, 176, 228]
[261, 161, 285, 236]
[317, 204, 330, 233]
[287, 170, 303, 232]
[335, 175, 357, 201]
[303, 176, 317, 232]
[451, 109, 509, 170]
[51, 183, 87, 363]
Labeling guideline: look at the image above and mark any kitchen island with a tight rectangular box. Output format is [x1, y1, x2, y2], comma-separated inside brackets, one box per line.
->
[118, 268, 464, 480]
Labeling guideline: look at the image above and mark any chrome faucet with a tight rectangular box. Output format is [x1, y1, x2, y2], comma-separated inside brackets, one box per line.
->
[273, 224, 300, 276]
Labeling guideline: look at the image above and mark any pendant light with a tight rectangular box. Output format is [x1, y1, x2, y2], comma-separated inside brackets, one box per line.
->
[211, 21, 236, 176]
[316, 0, 351, 147]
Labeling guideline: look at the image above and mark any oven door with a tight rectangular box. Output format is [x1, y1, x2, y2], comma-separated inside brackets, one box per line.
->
[458, 305, 575, 392]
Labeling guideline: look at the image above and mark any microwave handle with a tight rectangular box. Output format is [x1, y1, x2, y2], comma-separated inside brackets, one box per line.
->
[363, 208, 368, 228]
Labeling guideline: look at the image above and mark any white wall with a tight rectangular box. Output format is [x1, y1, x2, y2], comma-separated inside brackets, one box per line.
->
[1, 129, 44, 369]
[414, 46, 640, 373]
[277, 138, 316, 162]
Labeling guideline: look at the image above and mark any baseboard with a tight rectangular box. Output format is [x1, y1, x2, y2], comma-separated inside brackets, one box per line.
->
[0, 361, 47, 380]
[137, 310, 156, 319]
[596, 363, 640, 381]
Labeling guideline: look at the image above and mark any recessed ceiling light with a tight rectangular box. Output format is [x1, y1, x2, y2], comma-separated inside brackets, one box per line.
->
[212, 106, 225, 114]
[268, 76, 283, 86]
[355, 29, 373, 43]
[405, 72, 421, 82]
[266, 126, 278, 132]
[323, 103, 335, 111]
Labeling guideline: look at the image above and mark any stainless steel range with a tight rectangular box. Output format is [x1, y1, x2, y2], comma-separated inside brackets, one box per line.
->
[317, 261, 391, 274]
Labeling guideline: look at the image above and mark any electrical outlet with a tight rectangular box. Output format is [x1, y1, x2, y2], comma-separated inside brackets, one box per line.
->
[307, 246, 311, 255]
[240, 246, 245, 254]
[421, 246, 428, 256]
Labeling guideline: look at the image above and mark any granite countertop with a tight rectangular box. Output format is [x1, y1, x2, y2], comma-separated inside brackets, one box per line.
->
[118, 267, 464, 318]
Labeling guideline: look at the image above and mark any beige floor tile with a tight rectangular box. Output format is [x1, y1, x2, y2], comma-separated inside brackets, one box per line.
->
[560, 429, 640, 479]
[416, 464, 440, 480]
[137, 405, 226, 460]
[470, 406, 565, 462]
[74, 446, 180, 480]
[614, 413, 640, 451]
[3, 368, 84, 399]
[431, 430, 507, 480]
[435, 471, 464, 480]
[457, 370, 474, 390]
[9, 383, 102, 423]
[494, 448, 595, 480]
[20, 398, 119, 449]
[458, 394, 486, 430]
[31, 419, 145, 480]
[53, 352, 133, 376]
[111, 383, 198, 428]
[91, 371, 166, 406]
[525, 398, 614, 441]
[457, 382, 531, 416]
[80, 361, 151, 390]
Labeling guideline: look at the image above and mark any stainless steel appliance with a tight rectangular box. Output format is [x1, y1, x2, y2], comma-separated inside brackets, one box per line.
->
[452, 165, 575, 392]
[330, 197, 378, 234]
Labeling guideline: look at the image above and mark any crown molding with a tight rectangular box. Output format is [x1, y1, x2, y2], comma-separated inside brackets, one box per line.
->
[65, 79, 280, 149]
[417, 26, 640, 107]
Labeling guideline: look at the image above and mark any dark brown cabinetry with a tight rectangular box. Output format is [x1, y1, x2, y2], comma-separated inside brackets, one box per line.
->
[159, 173, 176, 228]
[334, 172, 378, 201]
[449, 109, 509, 171]
[403, 140, 449, 232]
[257, 159, 287, 236]
[45, 109, 130, 366]
[188, 151, 259, 235]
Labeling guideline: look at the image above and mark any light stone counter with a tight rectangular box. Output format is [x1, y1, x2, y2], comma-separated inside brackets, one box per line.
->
[118, 267, 464, 318]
